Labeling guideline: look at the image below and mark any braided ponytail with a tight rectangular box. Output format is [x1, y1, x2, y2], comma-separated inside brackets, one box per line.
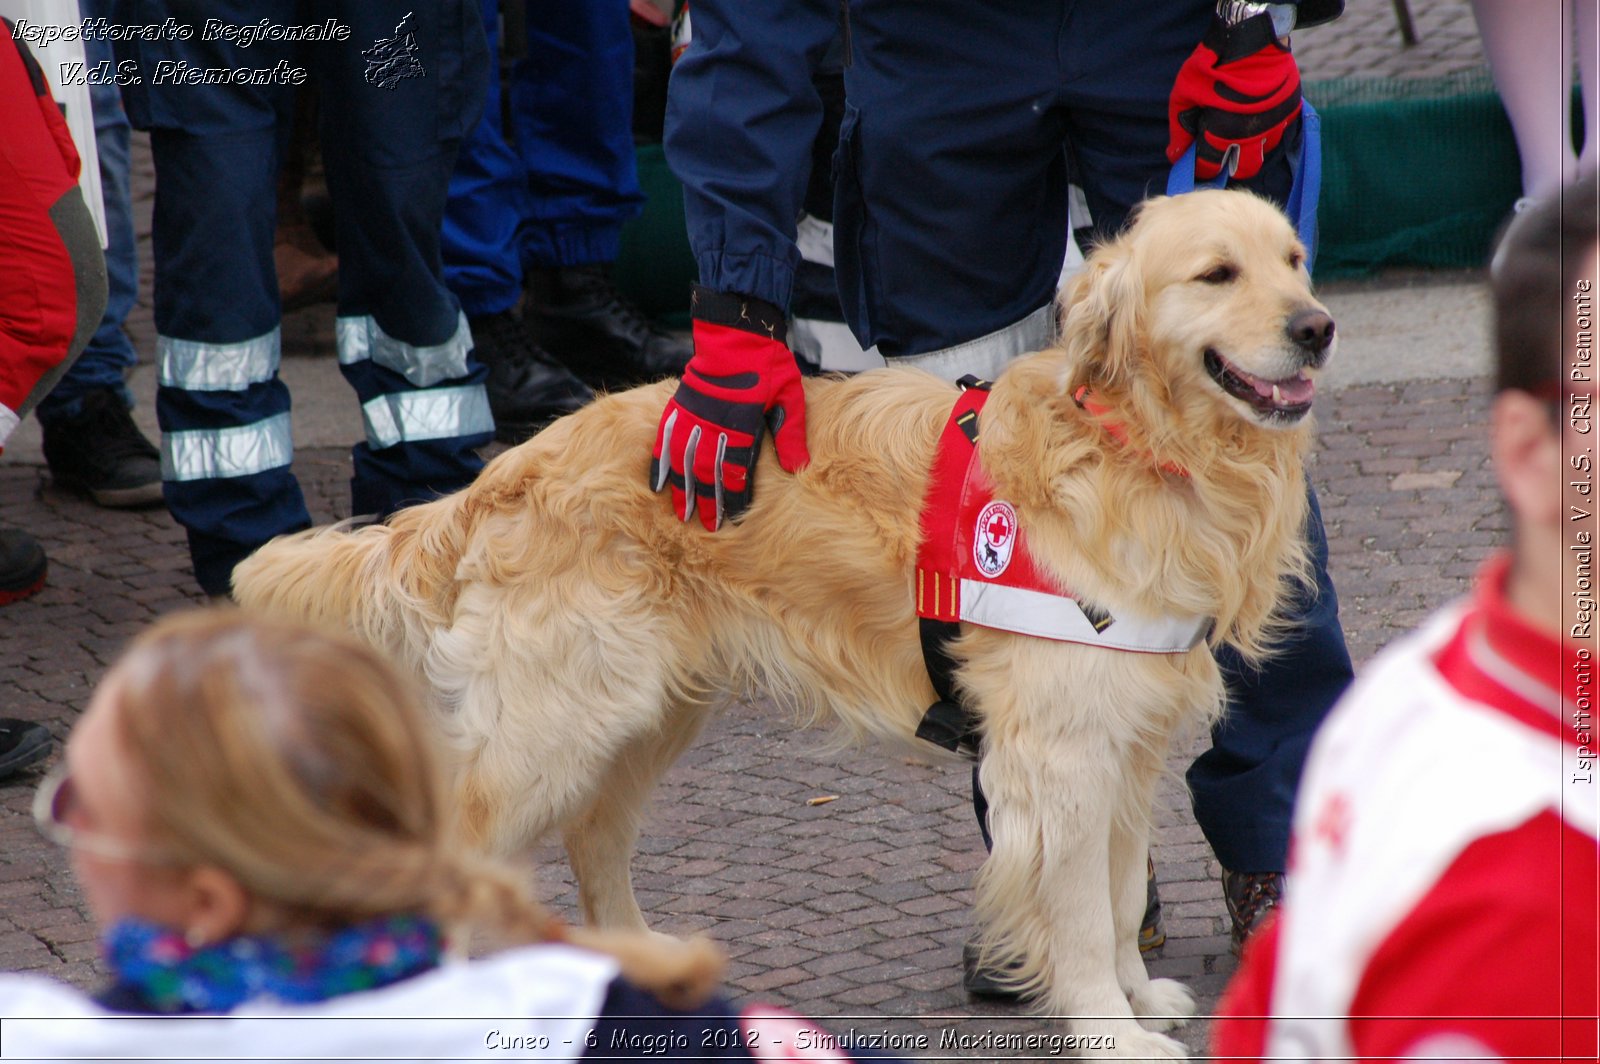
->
[429, 852, 725, 1009]
[107, 610, 725, 1009]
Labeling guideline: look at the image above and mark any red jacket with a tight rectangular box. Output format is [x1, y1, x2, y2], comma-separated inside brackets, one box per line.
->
[0, 16, 83, 444]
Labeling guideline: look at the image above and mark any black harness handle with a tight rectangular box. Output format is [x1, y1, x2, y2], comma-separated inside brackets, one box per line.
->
[913, 376, 991, 758]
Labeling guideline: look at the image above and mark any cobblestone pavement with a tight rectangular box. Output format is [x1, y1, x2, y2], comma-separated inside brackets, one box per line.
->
[0, 0, 1506, 1056]
[1297, 0, 1486, 83]
[0, 372, 1499, 1056]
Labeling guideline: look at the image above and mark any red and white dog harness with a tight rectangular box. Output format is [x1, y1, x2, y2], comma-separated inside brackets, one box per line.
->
[911, 378, 1212, 752]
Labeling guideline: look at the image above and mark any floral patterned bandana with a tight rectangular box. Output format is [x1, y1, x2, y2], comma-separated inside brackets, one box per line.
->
[101, 914, 442, 1013]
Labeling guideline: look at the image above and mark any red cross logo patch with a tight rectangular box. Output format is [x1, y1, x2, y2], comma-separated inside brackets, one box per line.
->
[1311, 792, 1352, 856]
[973, 500, 1018, 578]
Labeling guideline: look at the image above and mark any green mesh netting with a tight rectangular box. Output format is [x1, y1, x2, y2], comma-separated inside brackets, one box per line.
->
[1308, 69, 1524, 278]
[614, 143, 696, 328]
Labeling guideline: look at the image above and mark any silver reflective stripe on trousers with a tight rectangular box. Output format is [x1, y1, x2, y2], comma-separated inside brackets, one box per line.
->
[887, 303, 1057, 382]
[161, 411, 293, 482]
[360, 384, 494, 451]
[337, 312, 474, 389]
[158, 327, 281, 391]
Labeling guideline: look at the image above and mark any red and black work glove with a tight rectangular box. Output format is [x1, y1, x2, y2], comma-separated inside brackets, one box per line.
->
[1167, 12, 1303, 181]
[650, 287, 809, 531]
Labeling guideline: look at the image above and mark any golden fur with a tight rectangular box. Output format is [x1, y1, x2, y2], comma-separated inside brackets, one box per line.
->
[234, 189, 1332, 1058]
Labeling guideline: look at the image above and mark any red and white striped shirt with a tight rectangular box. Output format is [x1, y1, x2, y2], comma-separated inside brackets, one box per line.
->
[1214, 554, 1598, 1062]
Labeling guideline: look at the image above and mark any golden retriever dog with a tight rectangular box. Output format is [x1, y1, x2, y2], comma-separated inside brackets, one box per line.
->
[234, 188, 1333, 1058]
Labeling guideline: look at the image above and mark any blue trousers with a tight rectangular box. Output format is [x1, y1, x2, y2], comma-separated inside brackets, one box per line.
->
[671, 0, 1354, 871]
[116, 0, 494, 595]
[666, 0, 838, 314]
[441, 0, 645, 316]
[36, 0, 136, 425]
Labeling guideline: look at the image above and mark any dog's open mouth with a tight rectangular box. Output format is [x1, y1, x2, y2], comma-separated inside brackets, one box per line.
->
[1204, 348, 1315, 422]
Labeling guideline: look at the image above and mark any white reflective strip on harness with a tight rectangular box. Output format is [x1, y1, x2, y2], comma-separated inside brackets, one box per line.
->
[889, 303, 1056, 381]
[958, 579, 1210, 653]
[158, 328, 281, 391]
[789, 316, 886, 372]
[161, 412, 293, 482]
[796, 212, 834, 268]
[360, 384, 493, 450]
[0, 406, 20, 449]
[336, 312, 474, 389]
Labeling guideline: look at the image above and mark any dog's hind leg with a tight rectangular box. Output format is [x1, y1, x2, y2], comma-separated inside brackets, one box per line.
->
[435, 582, 688, 862]
[563, 698, 715, 932]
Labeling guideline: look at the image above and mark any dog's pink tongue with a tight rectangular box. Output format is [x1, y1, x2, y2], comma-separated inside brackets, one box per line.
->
[1250, 372, 1315, 406]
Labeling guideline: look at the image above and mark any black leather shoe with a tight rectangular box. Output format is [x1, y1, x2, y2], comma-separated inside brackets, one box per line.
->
[0, 718, 51, 780]
[961, 938, 1034, 1001]
[468, 309, 595, 444]
[524, 265, 692, 392]
[42, 389, 163, 509]
[0, 528, 46, 607]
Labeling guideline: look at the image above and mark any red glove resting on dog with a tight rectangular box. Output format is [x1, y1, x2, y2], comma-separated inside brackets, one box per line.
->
[1167, 12, 1303, 181]
[650, 287, 809, 531]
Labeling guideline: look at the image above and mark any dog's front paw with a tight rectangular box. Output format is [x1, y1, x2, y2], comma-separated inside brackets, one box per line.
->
[1129, 977, 1196, 1032]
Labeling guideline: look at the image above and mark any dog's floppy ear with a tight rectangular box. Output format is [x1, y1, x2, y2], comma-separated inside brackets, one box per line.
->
[1058, 238, 1145, 395]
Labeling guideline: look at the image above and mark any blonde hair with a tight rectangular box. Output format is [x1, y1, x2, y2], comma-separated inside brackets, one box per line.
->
[103, 608, 722, 1007]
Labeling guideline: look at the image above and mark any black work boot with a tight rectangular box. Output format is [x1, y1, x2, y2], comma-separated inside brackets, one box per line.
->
[961, 938, 1035, 1001]
[524, 264, 692, 392]
[0, 718, 51, 780]
[1140, 856, 1166, 952]
[0, 527, 47, 606]
[41, 389, 163, 509]
[467, 308, 595, 445]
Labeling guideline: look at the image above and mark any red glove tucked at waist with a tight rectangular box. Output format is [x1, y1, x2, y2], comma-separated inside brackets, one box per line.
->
[1167, 12, 1302, 181]
[650, 287, 809, 531]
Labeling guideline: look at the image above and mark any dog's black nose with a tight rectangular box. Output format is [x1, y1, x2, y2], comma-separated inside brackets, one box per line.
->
[1287, 309, 1335, 363]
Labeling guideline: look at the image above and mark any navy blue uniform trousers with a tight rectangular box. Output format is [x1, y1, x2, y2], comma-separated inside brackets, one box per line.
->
[441, 0, 645, 317]
[668, 0, 1354, 872]
[116, 0, 494, 595]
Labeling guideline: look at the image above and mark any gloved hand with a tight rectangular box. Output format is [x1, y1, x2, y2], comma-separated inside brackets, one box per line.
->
[650, 287, 809, 530]
[1167, 12, 1303, 181]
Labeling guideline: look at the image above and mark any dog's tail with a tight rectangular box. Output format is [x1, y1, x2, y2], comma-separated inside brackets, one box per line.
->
[232, 497, 471, 660]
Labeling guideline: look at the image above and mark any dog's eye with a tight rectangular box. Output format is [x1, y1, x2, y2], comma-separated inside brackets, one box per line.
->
[1288, 251, 1306, 270]
[1198, 264, 1237, 285]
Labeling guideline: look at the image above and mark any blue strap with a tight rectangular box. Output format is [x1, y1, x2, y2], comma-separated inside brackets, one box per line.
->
[1164, 100, 1321, 268]
[1165, 145, 1231, 196]
[1287, 100, 1321, 267]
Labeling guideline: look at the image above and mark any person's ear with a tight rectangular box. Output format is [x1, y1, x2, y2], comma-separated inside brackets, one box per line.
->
[180, 865, 252, 948]
[1492, 389, 1563, 528]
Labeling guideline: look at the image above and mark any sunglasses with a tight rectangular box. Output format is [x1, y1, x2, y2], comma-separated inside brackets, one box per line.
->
[31, 763, 174, 864]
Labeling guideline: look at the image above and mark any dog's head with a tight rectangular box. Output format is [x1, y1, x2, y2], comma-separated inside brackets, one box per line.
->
[1059, 189, 1335, 430]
